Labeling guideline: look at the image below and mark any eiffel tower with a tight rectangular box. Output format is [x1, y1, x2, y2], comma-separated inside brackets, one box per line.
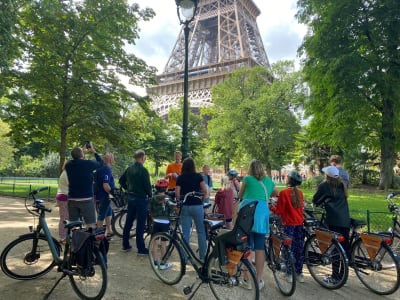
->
[148, 0, 270, 117]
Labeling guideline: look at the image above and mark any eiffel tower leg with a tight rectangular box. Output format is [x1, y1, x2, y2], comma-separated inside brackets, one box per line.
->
[181, 24, 190, 158]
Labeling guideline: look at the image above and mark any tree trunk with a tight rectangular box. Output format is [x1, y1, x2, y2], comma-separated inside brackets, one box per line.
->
[378, 98, 395, 190]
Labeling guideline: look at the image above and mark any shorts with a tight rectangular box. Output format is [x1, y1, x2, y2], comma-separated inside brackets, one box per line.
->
[97, 197, 113, 221]
[152, 220, 170, 234]
[249, 232, 266, 250]
[68, 199, 96, 225]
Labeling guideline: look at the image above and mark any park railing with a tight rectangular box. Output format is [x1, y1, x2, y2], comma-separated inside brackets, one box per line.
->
[0, 177, 57, 199]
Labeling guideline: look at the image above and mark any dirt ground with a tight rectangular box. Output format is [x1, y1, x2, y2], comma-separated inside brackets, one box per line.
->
[0, 196, 399, 300]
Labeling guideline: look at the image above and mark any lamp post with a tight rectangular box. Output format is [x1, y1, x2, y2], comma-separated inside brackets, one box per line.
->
[175, 0, 198, 158]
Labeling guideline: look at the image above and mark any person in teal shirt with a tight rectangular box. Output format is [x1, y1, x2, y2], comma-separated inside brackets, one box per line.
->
[238, 159, 277, 291]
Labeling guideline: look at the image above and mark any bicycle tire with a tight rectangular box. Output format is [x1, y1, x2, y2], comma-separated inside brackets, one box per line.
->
[0, 233, 60, 280]
[111, 209, 135, 238]
[208, 256, 259, 300]
[268, 241, 296, 296]
[352, 238, 400, 295]
[148, 232, 185, 285]
[304, 234, 348, 289]
[69, 247, 108, 300]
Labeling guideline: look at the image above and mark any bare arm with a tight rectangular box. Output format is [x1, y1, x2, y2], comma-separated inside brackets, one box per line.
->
[237, 181, 246, 200]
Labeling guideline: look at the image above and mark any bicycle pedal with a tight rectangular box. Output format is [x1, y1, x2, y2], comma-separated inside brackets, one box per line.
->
[183, 286, 192, 295]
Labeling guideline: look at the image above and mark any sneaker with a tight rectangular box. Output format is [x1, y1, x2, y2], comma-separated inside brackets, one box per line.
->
[239, 279, 252, 290]
[159, 262, 172, 270]
[297, 273, 305, 283]
[137, 248, 149, 255]
[122, 245, 132, 252]
[258, 279, 265, 290]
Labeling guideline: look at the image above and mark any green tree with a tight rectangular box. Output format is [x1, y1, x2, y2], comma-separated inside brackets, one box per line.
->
[297, 0, 400, 189]
[1, 0, 156, 173]
[208, 63, 304, 174]
[0, 119, 15, 174]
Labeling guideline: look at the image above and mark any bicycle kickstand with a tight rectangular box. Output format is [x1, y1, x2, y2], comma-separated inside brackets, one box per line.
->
[42, 273, 67, 300]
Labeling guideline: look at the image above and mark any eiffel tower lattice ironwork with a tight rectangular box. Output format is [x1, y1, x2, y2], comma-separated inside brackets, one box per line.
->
[149, 0, 270, 117]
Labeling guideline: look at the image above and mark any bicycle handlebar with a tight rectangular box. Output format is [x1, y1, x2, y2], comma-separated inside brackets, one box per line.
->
[386, 192, 400, 213]
[29, 186, 49, 196]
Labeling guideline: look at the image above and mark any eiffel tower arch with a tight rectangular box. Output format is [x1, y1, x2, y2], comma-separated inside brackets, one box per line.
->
[148, 0, 270, 117]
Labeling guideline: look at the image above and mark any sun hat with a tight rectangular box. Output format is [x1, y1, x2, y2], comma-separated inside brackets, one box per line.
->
[322, 166, 339, 178]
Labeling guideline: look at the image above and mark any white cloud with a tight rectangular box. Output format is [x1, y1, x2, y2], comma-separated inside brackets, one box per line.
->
[131, 0, 306, 73]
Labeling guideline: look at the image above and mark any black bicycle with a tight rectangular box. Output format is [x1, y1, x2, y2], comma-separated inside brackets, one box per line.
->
[377, 192, 400, 255]
[0, 187, 108, 300]
[304, 207, 400, 295]
[148, 191, 260, 300]
[265, 215, 296, 296]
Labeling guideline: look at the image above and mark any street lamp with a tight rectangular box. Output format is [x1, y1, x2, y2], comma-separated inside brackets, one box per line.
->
[175, 0, 198, 158]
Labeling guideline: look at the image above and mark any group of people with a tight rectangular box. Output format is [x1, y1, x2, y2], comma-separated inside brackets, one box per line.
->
[211, 155, 350, 291]
[55, 143, 116, 244]
[56, 145, 351, 289]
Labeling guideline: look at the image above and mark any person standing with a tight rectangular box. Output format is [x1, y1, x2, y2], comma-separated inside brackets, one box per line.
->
[214, 175, 234, 229]
[329, 155, 350, 188]
[119, 149, 152, 254]
[165, 151, 182, 192]
[227, 169, 241, 225]
[65, 143, 103, 228]
[270, 170, 305, 283]
[237, 159, 278, 291]
[201, 164, 213, 205]
[312, 165, 351, 283]
[95, 153, 116, 237]
[175, 157, 208, 261]
[55, 161, 69, 243]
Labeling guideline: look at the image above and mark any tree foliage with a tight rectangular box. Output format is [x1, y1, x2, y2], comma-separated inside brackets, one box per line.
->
[297, 0, 400, 189]
[1, 0, 157, 173]
[208, 63, 305, 174]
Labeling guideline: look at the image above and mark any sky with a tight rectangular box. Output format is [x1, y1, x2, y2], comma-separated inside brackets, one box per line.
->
[130, 0, 307, 75]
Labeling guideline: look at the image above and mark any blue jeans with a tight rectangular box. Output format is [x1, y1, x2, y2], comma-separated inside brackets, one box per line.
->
[181, 205, 206, 260]
[122, 195, 148, 251]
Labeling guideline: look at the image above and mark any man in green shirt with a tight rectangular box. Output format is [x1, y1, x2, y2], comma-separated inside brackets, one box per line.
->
[119, 149, 152, 254]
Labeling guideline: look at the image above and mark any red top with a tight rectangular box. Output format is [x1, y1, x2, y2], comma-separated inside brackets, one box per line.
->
[271, 187, 304, 226]
[214, 188, 234, 220]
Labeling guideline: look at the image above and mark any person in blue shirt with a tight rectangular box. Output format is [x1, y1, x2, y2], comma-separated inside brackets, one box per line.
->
[95, 153, 116, 237]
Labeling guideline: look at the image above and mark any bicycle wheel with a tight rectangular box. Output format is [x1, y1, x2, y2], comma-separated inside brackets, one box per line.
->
[69, 247, 107, 300]
[352, 239, 400, 295]
[0, 233, 59, 280]
[148, 232, 185, 285]
[111, 209, 135, 238]
[377, 231, 400, 256]
[268, 243, 296, 296]
[304, 234, 348, 289]
[208, 256, 259, 300]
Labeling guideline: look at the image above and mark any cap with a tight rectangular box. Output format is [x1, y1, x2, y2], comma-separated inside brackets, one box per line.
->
[322, 166, 339, 178]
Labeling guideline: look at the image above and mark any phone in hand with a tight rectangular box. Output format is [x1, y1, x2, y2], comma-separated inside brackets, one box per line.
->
[85, 141, 91, 149]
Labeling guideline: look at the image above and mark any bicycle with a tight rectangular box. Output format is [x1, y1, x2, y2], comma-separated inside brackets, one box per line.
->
[304, 206, 400, 295]
[264, 215, 296, 296]
[377, 192, 400, 255]
[303, 208, 349, 290]
[148, 191, 260, 300]
[0, 187, 108, 300]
